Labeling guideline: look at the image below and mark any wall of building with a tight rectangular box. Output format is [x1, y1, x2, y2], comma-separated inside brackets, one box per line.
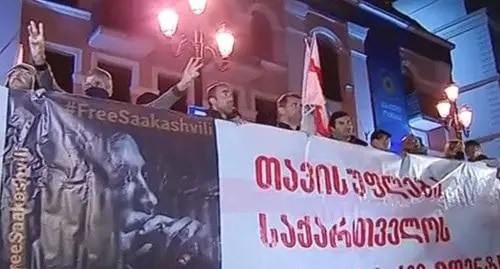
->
[0, 0, 23, 80]
[394, 0, 500, 158]
[284, 0, 454, 151]
[13, 0, 463, 156]
[20, 0, 289, 122]
[284, 0, 361, 135]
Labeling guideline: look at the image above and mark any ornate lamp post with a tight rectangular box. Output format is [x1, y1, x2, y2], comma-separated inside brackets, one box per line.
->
[436, 84, 473, 141]
[157, 0, 235, 106]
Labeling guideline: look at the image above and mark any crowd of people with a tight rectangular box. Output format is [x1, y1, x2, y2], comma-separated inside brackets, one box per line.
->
[5, 20, 495, 164]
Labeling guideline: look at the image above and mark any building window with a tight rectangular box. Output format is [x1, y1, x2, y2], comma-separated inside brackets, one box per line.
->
[250, 11, 273, 62]
[255, 97, 276, 125]
[44, 0, 79, 7]
[98, 61, 131, 102]
[45, 50, 74, 93]
[158, 74, 187, 113]
[316, 34, 342, 102]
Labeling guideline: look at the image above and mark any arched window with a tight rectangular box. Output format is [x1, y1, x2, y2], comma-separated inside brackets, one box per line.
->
[316, 33, 342, 102]
[250, 11, 273, 62]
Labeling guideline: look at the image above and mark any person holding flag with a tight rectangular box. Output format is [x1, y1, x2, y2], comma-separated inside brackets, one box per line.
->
[299, 35, 368, 146]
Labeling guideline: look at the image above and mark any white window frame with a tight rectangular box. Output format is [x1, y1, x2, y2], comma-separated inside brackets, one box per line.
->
[90, 52, 140, 94]
[310, 26, 346, 53]
[152, 66, 181, 94]
[45, 42, 83, 85]
[31, 0, 91, 21]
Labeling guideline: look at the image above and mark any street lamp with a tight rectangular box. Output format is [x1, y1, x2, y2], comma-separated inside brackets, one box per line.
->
[157, 0, 235, 106]
[436, 84, 473, 141]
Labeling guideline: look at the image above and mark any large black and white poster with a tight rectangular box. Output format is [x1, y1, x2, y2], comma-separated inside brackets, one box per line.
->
[0, 88, 220, 269]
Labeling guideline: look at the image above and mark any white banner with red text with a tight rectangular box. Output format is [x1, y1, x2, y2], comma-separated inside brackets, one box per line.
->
[216, 120, 500, 269]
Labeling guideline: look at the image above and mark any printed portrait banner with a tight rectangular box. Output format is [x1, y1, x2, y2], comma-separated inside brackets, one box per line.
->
[216, 120, 500, 269]
[0, 88, 221, 269]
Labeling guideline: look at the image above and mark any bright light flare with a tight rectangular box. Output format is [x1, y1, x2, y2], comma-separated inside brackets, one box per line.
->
[158, 9, 179, 37]
[215, 25, 235, 58]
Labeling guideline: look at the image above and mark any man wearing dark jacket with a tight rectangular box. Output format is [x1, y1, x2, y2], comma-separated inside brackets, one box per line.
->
[276, 92, 301, 131]
[4, 21, 60, 93]
[328, 111, 368, 146]
[204, 82, 245, 123]
[465, 140, 490, 162]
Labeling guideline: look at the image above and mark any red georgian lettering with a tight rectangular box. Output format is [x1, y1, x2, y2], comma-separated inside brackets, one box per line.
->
[435, 261, 447, 269]
[448, 259, 464, 269]
[363, 171, 386, 198]
[313, 217, 328, 248]
[300, 162, 315, 193]
[283, 159, 299, 192]
[315, 164, 333, 194]
[336, 217, 353, 248]
[297, 216, 313, 248]
[402, 177, 422, 198]
[374, 218, 387, 246]
[347, 168, 366, 197]
[486, 256, 498, 269]
[400, 218, 424, 243]
[387, 218, 400, 245]
[258, 213, 279, 248]
[329, 222, 339, 248]
[255, 156, 282, 190]
[331, 165, 348, 195]
[381, 176, 409, 199]
[279, 214, 297, 248]
[434, 183, 443, 198]
[418, 180, 433, 198]
[352, 218, 373, 247]
[421, 217, 450, 243]
[465, 258, 475, 269]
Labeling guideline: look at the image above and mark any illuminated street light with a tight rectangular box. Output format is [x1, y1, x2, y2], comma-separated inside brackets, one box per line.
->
[436, 84, 472, 141]
[444, 84, 459, 102]
[458, 106, 472, 129]
[157, 9, 179, 37]
[215, 24, 235, 58]
[188, 0, 208, 15]
[157, 0, 235, 106]
[436, 100, 451, 118]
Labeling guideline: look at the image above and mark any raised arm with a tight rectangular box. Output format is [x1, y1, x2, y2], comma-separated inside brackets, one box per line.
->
[146, 57, 202, 109]
[27, 20, 63, 92]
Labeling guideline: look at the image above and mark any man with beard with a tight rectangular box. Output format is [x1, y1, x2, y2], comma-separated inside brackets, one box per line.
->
[276, 93, 301, 131]
[205, 82, 244, 123]
[4, 21, 60, 92]
[105, 133, 215, 269]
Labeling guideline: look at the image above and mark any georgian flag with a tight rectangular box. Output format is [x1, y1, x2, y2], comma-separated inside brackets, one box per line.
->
[300, 36, 330, 137]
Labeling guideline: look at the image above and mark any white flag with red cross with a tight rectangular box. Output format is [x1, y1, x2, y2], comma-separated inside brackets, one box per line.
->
[300, 36, 330, 137]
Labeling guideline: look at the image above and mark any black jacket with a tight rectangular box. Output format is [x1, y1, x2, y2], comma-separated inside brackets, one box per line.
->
[276, 122, 300, 131]
[206, 108, 240, 121]
[348, 136, 368, 146]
